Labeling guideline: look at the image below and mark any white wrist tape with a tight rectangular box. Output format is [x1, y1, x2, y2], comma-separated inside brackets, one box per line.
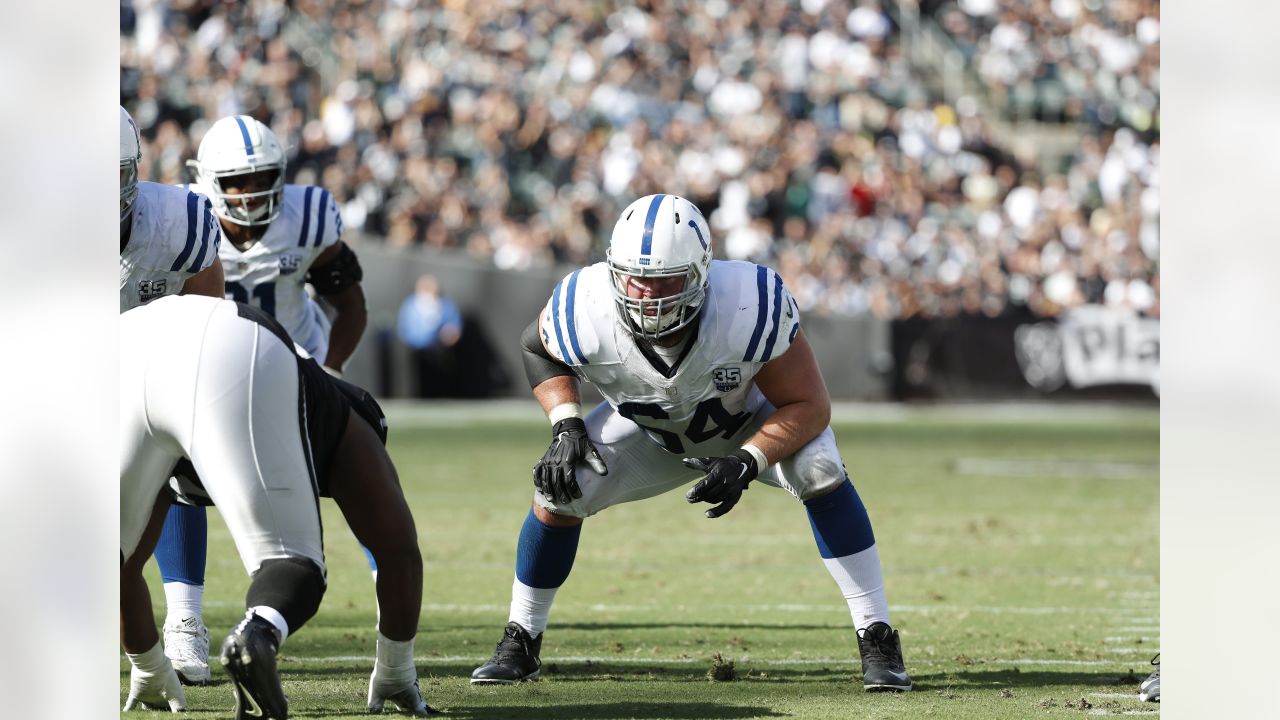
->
[741, 443, 769, 474]
[548, 402, 582, 424]
[375, 632, 417, 672]
[126, 640, 168, 673]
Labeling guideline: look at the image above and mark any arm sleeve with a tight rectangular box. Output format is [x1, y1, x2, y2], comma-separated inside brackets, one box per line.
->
[520, 318, 575, 388]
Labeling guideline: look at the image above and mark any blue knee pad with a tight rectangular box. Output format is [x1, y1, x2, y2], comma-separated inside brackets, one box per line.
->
[514, 509, 581, 589]
[804, 478, 876, 559]
[155, 504, 208, 585]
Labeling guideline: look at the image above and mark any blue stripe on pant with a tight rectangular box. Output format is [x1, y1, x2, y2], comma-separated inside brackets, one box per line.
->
[155, 504, 208, 585]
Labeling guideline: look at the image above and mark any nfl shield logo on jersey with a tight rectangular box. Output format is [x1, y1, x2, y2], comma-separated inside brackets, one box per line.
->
[279, 254, 302, 275]
[713, 367, 741, 393]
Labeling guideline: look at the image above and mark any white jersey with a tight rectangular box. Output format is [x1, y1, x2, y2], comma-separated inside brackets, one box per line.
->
[119, 182, 222, 313]
[203, 183, 344, 362]
[539, 260, 801, 456]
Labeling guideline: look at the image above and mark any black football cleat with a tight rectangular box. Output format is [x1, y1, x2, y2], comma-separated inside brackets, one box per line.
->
[470, 622, 543, 684]
[220, 612, 289, 719]
[1139, 654, 1160, 702]
[857, 621, 912, 692]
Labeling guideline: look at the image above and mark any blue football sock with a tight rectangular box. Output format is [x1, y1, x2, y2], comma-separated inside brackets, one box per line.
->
[155, 503, 208, 586]
[361, 544, 378, 572]
[515, 508, 581, 589]
[805, 478, 890, 629]
[509, 509, 581, 636]
[804, 478, 876, 559]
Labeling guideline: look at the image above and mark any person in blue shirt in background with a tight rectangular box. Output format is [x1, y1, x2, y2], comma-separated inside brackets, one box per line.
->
[397, 274, 464, 398]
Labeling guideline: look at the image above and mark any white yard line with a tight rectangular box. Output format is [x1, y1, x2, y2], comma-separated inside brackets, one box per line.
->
[201, 600, 1151, 616]
[285, 654, 1145, 668]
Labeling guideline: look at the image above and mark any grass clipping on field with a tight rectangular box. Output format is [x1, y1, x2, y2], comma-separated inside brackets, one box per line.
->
[707, 653, 737, 682]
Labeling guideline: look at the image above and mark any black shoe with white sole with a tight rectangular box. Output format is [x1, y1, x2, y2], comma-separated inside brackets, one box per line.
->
[220, 613, 289, 719]
[857, 622, 912, 692]
[470, 622, 543, 685]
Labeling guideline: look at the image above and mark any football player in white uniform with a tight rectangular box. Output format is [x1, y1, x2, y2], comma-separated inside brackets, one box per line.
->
[153, 114, 370, 683]
[121, 295, 434, 718]
[471, 194, 912, 691]
[119, 105, 224, 312]
[120, 105, 228, 685]
[191, 114, 367, 370]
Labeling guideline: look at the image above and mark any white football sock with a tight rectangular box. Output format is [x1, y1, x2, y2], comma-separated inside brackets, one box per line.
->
[163, 582, 204, 623]
[509, 577, 558, 638]
[821, 544, 890, 631]
[248, 605, 290, 645]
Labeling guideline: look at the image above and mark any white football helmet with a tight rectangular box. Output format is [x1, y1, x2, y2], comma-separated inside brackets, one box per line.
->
[188, 115, 286, 226]
[120, 106, 142, 223]
[606, 194, 713, 340]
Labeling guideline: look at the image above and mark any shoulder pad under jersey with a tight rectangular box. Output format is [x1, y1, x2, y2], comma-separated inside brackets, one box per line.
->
[538, 263, 619, 367]
[283, 184, 343, 251]
[706, 260, 801, 365]
[138, 182, 221, 275]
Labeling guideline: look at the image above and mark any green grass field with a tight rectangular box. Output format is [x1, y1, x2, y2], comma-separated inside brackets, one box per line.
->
[122, 403, 1159, 719]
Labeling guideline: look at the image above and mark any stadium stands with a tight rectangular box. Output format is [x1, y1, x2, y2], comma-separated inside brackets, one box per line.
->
[121, 0, 1157, 320]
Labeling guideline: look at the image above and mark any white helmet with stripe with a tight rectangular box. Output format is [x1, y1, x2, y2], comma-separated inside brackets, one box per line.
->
[120, 106, 142, 223]
[606, 194, 713, 340]
[188, 115, 286, 226]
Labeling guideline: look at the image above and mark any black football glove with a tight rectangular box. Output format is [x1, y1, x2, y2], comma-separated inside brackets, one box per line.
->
[533, 417, 608, 505]
[682, 450, 759, 518]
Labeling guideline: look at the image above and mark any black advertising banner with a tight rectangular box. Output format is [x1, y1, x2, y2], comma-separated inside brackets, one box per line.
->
[891, 306, 1158, 401]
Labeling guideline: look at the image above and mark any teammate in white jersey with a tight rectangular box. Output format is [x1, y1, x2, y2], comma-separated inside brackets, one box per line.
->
[120, 295, 434, 718]
[119, 105, 224, 312]
[121, 106, 229, 684]
[471, 194, 912, 691]
[153, 114, 370, 683]
[192, 114, 367, 369]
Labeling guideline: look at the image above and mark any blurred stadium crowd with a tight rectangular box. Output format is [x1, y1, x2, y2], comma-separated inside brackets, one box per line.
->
[121, 0, 1158, 320]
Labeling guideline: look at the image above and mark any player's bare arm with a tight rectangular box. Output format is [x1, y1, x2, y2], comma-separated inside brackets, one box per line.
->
[743, 328, 832, 466]
[121, 492, 174, 654]
[311, 241, 368, 373]
[121, 492, 188, 712]
[179, 257, 225, 299]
